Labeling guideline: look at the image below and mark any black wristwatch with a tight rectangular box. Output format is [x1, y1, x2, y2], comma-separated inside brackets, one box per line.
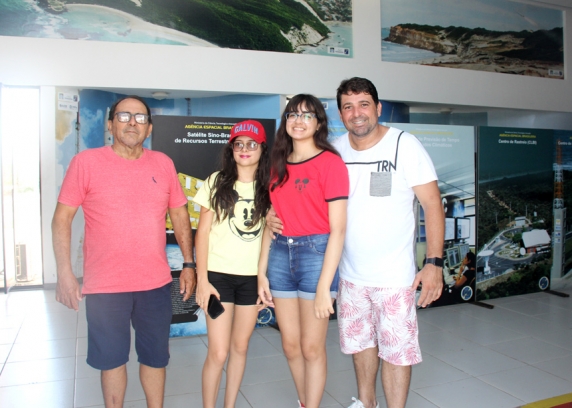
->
[182, 262, 196, 269]
[425, 257, 444, 268]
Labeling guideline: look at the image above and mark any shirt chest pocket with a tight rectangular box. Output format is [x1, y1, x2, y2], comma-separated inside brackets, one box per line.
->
[370, 172, 392, 197]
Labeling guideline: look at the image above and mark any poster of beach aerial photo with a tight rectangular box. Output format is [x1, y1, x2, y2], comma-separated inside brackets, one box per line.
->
[381, 0, 564, 78]
[0, 0, 352, 57]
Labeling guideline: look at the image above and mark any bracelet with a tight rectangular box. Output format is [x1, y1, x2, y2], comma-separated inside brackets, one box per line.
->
[182, 262, 196, 269]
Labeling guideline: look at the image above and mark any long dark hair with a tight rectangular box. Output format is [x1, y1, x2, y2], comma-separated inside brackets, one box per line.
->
[465, 251, 476, 269]
[209, 142, 271, 228]
[270, 94, 339, 191]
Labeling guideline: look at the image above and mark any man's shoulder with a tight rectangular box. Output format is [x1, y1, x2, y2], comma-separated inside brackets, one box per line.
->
[144, 149, 176, 166]
[75, 146, 109, 159]
[331, 133, 349, 149]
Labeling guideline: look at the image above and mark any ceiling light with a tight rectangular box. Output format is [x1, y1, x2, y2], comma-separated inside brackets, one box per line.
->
[152, 91, 169, 100]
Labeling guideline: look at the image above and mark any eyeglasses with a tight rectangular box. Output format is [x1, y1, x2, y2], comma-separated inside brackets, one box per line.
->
[232, 141, 259, 152]
[284, 112, 317, 123]
[115, 112, 150, 124]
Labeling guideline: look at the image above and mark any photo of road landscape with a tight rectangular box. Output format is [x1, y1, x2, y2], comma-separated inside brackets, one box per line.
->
[381, 0, 564, 78]
[477, 126, 554, 300]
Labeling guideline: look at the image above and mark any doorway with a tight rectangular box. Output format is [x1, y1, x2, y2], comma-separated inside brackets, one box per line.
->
[1, 86, 43, 292]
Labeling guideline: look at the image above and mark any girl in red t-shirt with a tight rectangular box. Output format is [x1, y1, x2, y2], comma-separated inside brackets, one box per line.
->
[258, 94, 349, 408]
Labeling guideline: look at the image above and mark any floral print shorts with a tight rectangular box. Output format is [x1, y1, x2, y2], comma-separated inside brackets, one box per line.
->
[337, 278, 422, 366]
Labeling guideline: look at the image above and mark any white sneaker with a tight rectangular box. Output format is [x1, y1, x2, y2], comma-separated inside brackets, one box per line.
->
[347, 397, 379, 408]
[297, 400, 305, 408]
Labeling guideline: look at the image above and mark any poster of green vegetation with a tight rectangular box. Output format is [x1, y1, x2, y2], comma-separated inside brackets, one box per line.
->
[477, 126, 553, 301]
[381, 0, 564, 78]
[0, 0, 352, 57]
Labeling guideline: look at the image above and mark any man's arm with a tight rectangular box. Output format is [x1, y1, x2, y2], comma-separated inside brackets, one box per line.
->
[52, 203, 81, 311]
[411, 180, 444, 307]
[265, 206, 283, 238]
[169, 204, 196, 301]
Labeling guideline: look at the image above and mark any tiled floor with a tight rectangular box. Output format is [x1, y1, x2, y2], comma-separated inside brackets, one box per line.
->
[1, 288, 572, 408]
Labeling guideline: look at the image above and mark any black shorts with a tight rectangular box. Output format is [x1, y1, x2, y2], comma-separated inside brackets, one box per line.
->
[208, 271, 258, 305]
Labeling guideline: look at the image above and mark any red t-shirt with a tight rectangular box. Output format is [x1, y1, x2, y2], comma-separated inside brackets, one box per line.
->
[58, 146, 188, 294]
[270, 150, 349, 236]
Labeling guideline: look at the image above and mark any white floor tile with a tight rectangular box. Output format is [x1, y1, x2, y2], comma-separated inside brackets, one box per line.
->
[533, 355, 572, 382]
[0, 379, 75, 408]
[0, 356, 76, 387]
[498, 299, 557, 316]
[418, 330, 479, 357]
[487, 336, 571, 364]
[478, 365, 572, 403]
[7, 337, 76, 362]
[415, 377, 524, 408]
[434, 344, 524, 376]
[241, 354, 292, 385]
[2, 288, 571, 407]
[410, 355, 470, 389]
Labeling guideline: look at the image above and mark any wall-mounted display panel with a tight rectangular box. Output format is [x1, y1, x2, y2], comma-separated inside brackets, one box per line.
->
[381, 0, 564, 79]
[0, 0, 353, 57]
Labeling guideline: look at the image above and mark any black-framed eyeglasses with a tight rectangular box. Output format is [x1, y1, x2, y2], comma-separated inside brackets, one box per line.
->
[232, 141, 259, 152]
[115, 111, 150, 124]
[285, 112, 316, 123]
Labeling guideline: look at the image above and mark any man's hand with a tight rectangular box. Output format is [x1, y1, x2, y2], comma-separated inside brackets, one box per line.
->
[265, 207, 283, 238]
[179, 268, 197, 302]
[56, 273, 82, 311]
[411, 263, 443, 308]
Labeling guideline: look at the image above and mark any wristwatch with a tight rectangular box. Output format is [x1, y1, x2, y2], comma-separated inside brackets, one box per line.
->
[182, 262, 196, 269]
[425, 257, 444, 268]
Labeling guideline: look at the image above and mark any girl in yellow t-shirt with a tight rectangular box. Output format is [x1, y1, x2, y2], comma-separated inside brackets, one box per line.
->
[194, 120, 270, 408]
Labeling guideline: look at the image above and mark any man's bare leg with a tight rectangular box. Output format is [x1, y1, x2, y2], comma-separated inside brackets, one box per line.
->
[140, 364, 166, 408]
[352, 347, 380, 408]
[101, 365, 127, 408]
[381, 360, 410, 408]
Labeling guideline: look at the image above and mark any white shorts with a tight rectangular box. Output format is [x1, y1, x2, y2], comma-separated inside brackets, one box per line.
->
[337, 278, 422, 366]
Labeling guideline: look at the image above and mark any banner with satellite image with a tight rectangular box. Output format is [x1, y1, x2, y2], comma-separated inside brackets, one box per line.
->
[152, 115, 276, 337]
[477, 126, 553, 301]
[387, 123, 476, 307]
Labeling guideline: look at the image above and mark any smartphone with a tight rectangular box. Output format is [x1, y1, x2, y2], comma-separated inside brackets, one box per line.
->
[207, 294, 225, 319]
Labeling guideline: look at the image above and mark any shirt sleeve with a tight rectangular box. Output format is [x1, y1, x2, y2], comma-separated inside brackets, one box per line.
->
[400, 133, 438, 188]
[57, 154, 85, 208]
[192, 172, 216, 210]
[323, 154, 349, 202]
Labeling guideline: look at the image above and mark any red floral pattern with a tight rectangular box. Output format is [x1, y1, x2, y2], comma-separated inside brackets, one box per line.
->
[337, 279, 422, 365]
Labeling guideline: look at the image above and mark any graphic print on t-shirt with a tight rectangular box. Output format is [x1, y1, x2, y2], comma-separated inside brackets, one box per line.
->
[295, 177, 309, 192]
[229, 197, 262, 242]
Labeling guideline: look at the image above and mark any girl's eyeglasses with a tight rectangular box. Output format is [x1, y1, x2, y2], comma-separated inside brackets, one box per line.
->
[284, 112, 316, 123]
[232, 141, 259, 152]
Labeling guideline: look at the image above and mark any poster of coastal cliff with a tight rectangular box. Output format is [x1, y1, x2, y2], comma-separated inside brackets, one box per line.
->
[477, 126, 553, 302]
[381, 0, 564, 78]
[0, 0, 352, 57]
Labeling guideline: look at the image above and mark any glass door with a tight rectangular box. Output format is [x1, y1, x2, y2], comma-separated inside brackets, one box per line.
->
[1, 86, 43, 292]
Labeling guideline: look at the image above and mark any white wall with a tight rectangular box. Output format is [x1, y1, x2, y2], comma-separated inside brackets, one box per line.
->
[0, 1, 570, 112]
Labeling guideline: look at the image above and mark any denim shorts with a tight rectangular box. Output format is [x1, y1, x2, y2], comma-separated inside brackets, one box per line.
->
[267, 233, 339, 300]
[85, 283, 172, 370]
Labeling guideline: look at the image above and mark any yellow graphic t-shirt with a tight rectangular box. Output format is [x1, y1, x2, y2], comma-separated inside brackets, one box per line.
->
[193, 172, 264, 276]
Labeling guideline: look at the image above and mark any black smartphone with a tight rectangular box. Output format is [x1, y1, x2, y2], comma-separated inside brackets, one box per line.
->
[207, 294, 225, 319]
